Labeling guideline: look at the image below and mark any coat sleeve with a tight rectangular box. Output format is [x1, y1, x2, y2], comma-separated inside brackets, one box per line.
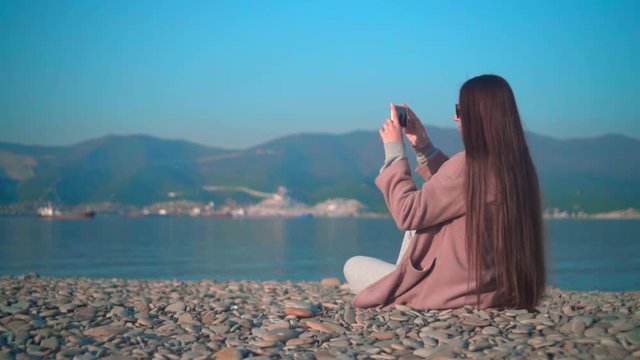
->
[414, 149, 449, 181]
[375, 156, 465, 231]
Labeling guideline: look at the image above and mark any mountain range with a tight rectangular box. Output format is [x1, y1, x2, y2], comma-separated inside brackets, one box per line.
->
[1, 126, 639, 213]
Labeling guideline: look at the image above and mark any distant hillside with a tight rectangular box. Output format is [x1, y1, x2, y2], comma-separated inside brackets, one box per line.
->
[0, 134, 231, 205]
[1, 129, 639, 213]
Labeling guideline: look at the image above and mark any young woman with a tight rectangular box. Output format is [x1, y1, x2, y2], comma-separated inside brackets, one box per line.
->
[344, 74, 546, 311]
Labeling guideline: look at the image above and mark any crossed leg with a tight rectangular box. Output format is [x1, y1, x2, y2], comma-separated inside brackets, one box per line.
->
[343, 230, 415, 294]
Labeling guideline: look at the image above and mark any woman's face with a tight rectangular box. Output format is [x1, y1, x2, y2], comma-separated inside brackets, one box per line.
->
[453, 104, 462, 130]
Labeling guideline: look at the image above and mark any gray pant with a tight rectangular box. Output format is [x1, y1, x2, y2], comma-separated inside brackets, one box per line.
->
[343, 230, 415, 294]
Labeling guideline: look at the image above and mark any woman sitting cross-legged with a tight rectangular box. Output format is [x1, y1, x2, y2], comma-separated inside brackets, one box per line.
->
[344, 74, 547, 311]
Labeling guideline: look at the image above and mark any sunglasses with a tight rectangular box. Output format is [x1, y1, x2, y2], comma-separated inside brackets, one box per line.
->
[455, 103, 460, 118]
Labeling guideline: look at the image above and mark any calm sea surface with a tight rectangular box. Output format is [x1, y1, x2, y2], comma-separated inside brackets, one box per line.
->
[0, 217, 638, 291]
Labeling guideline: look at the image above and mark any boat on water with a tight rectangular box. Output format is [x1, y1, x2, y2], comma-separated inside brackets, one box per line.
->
[37, 204, 96, 220]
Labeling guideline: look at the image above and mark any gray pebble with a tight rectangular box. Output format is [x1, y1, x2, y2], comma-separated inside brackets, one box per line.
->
[413, 348, 434, 358]
[263, 327, 297, 342]
[165, 302, 186, 313]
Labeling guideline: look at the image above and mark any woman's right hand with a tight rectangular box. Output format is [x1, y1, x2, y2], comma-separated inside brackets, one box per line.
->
[402, 103, 432, 149]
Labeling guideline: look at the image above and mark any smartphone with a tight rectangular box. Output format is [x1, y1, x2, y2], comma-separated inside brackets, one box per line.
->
[395, 105, 408, 127]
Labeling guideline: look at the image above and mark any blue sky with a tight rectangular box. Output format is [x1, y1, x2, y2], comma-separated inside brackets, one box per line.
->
[1, 0, 638, 149]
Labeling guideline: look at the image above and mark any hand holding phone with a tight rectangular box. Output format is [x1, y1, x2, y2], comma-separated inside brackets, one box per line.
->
[400, 103, 432, 149]
[394, 105, 409, 127]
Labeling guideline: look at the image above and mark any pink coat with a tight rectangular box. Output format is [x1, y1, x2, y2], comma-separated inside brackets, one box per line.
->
[352, 150, 502, 310]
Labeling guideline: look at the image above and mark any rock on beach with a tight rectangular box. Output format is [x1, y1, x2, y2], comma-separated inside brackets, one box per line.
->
[0, 274, 639, 359]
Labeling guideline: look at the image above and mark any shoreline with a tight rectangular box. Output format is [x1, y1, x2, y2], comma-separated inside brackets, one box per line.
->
[1, 275, 639, 359]
[2, 201, 640, 220]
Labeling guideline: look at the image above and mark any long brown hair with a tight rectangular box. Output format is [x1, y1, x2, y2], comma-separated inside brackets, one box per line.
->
[459, 74, 546, 311]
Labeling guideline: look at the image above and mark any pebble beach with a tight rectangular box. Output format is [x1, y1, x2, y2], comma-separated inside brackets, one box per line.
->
[1, 274, 639, 360]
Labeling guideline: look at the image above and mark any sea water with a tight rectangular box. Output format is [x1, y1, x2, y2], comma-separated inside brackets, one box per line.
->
[0, 217, 638, 291]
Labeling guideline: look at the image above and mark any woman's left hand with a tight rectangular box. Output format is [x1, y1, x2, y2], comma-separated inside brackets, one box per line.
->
[378, 103, 403, 144]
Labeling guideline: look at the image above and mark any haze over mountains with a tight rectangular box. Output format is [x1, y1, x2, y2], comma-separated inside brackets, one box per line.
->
[0, 126, 638, 213]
